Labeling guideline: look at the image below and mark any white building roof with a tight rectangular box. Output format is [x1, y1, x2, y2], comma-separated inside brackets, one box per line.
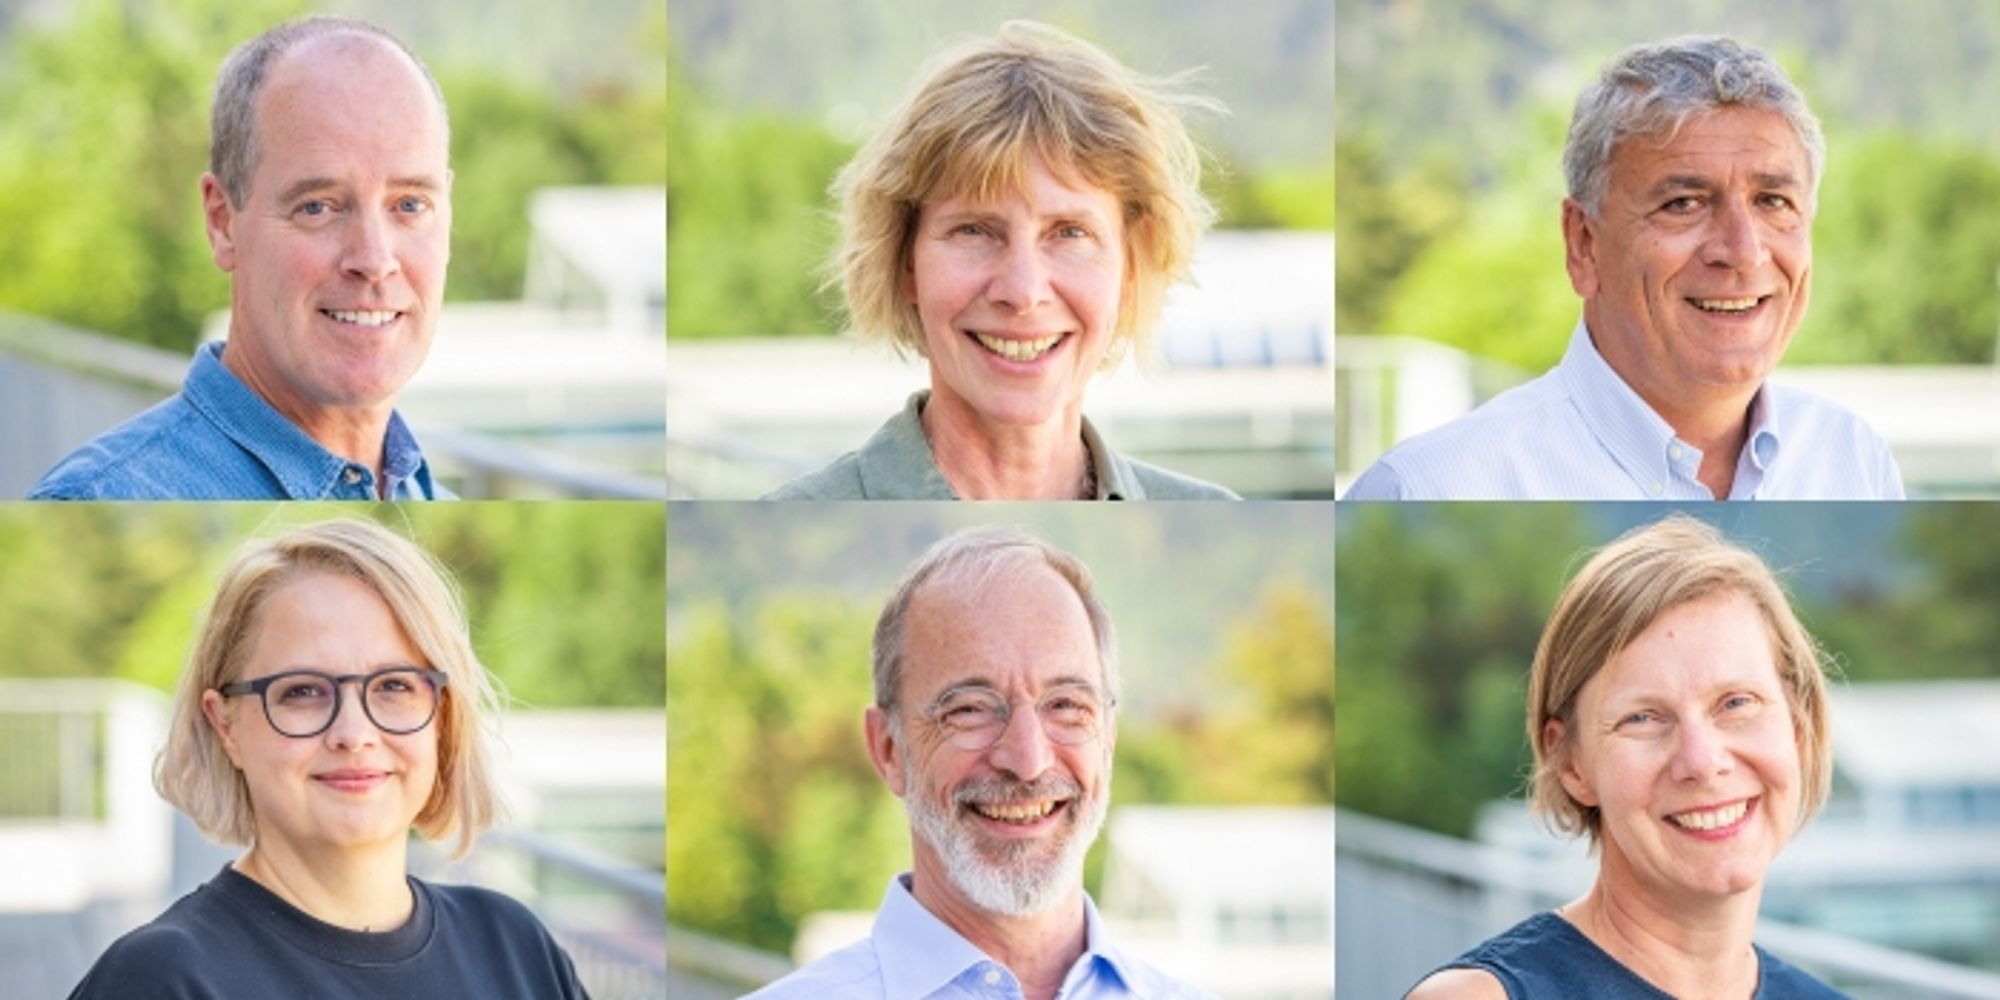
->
[1829, 681, 2000, 788]
[1106, 805, 1332, 909]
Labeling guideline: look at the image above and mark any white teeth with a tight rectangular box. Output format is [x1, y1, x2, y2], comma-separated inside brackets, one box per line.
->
[325, 309, 399, 327]
[972, 800, 1057, 823]
[1669, 800, 1748, 831]
[973, 332, 1062, 361]
[1692, 297, 1760, 313]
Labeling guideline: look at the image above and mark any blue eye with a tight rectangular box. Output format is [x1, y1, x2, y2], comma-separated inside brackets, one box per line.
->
[396, 196, 429, 214]
[298, 200, 330, 216]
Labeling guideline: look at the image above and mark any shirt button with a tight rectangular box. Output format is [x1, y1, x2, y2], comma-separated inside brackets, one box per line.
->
[983, 968, 1001, 986]
[1668, 445, 1683, 460]
[1649, 481, 1663, 496]
[342, 467, 363, 486]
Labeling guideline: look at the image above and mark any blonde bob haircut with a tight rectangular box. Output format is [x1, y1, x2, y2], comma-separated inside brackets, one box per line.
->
[1527, 514, 1833, 846]
[156, 519, 502, 859]
[833, 20, 1218, 366]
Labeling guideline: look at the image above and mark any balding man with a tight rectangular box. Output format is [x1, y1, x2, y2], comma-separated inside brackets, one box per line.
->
[34, 17, 452, 499]
[751, 527, 1211, 999]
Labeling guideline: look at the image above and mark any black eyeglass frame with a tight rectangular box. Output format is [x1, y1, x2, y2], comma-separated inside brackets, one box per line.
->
[218, 667, 450, 738]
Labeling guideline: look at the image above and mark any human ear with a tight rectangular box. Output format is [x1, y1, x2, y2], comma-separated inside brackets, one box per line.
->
[200, 174, 238, 272]
[202, 688, 245, 769]
[1546, 717, 1597, 807]
[1562, 198, 1598, 299]
[864, 706, 906, 797]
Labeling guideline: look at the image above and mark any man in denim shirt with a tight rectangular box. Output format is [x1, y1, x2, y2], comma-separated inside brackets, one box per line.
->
[32, 17, 451, 500]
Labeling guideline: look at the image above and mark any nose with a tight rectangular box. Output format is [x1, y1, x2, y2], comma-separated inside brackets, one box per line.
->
[986, 239, 1051, 314]
[984, 703, 1057, 780]
[1701, 198, 1771, 272]
[341, 208, 402, 283]
[1668, 718, 1732, 783]
[323, 680, 380, 749]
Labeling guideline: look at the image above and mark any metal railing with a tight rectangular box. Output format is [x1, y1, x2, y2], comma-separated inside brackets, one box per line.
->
[1335, 808, 2000, 999]
[434, 827, 668, 1000]
[0, 310, 663, 499]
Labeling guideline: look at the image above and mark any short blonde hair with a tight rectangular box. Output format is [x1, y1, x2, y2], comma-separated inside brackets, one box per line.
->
[834, 20, 1217, 366]
[1528, 515, 1833, 844]
[156, 519, 502, 858]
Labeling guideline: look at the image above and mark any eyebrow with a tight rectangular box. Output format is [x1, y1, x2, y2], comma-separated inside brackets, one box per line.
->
[929, 674, 1101, 700]
[1648, 170, 1804, 199]
[274, 175, 446, 206]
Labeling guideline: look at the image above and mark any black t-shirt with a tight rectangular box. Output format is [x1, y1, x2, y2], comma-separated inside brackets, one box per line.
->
[69, 864, 589, 999]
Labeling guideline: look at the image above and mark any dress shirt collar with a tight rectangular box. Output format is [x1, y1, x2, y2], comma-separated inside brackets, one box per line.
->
[183, 341, 437, 499]
[871, 872, 1136, 998]
[861, 390, 1137, 500]
[1557, 320, 1781, 499]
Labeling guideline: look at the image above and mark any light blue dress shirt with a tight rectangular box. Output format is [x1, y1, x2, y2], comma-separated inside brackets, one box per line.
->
[1343, 321, 1905, 500]
[747, 873, 1214, 999]
[30, 342, 447, 500]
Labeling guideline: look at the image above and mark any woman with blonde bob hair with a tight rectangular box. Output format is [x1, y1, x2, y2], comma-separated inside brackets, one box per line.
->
[1410, 514, 1842, 999]
[70, 519, 585, 999]
[766, 20, 1237, 500]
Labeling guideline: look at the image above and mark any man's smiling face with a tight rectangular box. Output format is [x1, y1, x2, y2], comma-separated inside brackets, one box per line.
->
[1566, 106, 1813, 421]
[203, 32, 451, 428]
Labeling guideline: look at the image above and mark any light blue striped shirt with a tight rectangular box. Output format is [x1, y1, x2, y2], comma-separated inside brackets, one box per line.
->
[747, 873, 1213, 999]
[1343, 321, 1904, 500]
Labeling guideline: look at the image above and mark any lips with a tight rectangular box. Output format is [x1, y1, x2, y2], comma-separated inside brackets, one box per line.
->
[1666, 796, 1755, 835]
[314, 768, 389, 792]
[968, 330, 1067, 363]
[1687, 295, 1769, 314]
[956, 775, 1080, 831]
[320, 308, 403, 328]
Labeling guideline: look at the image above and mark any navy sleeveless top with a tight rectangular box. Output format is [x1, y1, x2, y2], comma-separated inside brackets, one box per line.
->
[1427, 911, 1848, 999]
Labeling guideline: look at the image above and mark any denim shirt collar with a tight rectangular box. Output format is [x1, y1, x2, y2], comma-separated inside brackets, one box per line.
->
[183, 341, 436, 500]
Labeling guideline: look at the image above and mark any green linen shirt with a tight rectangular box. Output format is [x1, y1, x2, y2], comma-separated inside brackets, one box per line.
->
[763, 391, 1238, 500]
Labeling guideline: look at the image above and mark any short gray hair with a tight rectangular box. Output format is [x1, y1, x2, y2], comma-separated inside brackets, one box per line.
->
[1563, 35, 1824, 214]
[872, 527, 1119, 710]
[211, 16, 448, 209]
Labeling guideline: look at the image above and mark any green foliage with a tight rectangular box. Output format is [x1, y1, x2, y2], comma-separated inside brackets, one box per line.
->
[1332, 132, 1467, 337]
[665, 597, 903, 952]
[1334, 505, 1586, 836]
[665, 103, 852, 339]
[1798, 132, 2000, 364]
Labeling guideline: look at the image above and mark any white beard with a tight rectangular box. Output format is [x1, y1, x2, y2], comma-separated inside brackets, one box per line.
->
[903, 765, 1110, 917]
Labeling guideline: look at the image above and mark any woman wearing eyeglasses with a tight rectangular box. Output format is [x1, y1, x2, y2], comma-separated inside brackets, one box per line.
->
[69, 519, 587, 999]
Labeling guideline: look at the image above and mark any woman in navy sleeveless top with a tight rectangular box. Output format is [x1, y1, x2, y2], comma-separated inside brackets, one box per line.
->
[1408, 515, 1846, 999]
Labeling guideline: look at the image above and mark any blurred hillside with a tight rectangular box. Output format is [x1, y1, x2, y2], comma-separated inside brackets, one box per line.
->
[672, 0, 1332, 167]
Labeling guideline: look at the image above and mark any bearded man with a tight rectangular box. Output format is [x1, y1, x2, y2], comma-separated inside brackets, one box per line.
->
[749, 526, 1210, 999]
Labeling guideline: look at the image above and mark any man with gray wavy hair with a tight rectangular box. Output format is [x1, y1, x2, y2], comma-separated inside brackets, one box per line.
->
[751, 526, 1210, 998]
[1346, 36, 1902, 501]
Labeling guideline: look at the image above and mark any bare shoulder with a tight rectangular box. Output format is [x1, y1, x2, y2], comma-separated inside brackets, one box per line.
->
[1405, 966, 1508, 1000]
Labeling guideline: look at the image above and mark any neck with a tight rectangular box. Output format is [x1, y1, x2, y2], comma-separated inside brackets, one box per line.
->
[1562, 855, 1764, 999]
[234, 836, 414, 932]
[220, 340, 392, 489]
[920, 389, 1091, 500]
[1584, 316, 1757, 499]
[909, 868, 1088, 1000]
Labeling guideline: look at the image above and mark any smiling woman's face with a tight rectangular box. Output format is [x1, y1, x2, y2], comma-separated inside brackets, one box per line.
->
[905, 154, 1127, 435]
[1551, 590, 1802, 904]
[202, 571, 439, 862]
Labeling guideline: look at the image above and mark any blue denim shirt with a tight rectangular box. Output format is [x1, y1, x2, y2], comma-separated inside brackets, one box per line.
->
[30, 342, 447, 500]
